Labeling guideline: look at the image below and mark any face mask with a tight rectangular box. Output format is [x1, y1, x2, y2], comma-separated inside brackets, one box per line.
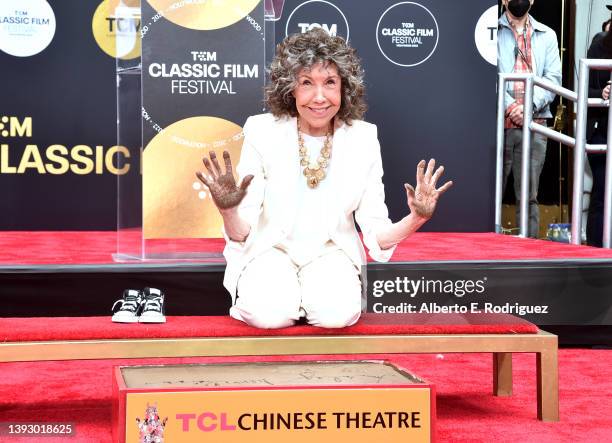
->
[507, 0, 531, 18]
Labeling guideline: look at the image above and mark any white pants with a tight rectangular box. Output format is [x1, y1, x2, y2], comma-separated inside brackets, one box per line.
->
[230, 248, 362, 329]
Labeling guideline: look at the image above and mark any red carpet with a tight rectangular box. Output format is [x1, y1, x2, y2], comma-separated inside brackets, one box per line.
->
[0, 314, 538, 342]
[0, 350, 610, 442]
[2, 231, 612, 265]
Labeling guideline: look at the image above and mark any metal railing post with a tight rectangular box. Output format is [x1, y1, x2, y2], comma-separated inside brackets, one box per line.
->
[519, 76, 534, 238]
[496, 75, 508, 233]
[603, 72, 612, 248]
[571, 60, 590, 245]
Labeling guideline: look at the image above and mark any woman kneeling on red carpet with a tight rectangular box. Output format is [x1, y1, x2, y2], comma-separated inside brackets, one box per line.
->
[196, 28, 452, 329]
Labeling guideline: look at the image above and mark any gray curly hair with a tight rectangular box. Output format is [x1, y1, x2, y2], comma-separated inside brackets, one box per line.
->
[265, 28, 366, 124]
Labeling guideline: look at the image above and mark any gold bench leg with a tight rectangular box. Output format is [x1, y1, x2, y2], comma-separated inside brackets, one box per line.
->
[493, 352, 513, 396]
[537, 346, 559, 421]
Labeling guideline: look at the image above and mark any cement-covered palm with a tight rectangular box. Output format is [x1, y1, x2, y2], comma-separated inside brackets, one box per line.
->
[196, 151, 253, 210]
[405, 159, 453, 219]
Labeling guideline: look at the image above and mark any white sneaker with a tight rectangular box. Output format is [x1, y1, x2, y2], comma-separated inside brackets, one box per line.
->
[139, 287, 166, 323]
[111, 289, 143, 323]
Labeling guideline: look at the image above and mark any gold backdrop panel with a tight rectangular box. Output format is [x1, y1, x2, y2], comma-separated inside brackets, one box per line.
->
[143, 116, 243, 239]
[146, 0, 260, 30]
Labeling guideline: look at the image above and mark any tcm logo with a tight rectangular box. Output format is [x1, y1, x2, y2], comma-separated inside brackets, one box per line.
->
[92, 0, 140, 60]
[105, 15, 141, 33]
[0, 116, 31, 138]
[286, 0, 349, 41]
[297, 22, 338, 36]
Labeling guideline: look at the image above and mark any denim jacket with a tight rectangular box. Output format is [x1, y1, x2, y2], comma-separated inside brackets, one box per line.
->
[498, 13, 562, 119]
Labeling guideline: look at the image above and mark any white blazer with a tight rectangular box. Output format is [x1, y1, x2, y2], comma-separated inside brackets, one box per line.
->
[223, 113, 396, 300]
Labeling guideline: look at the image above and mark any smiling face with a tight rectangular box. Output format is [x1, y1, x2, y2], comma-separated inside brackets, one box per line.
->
[293, 62, 342, 136]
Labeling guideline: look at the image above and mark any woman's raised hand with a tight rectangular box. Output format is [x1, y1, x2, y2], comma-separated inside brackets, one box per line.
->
[196, 151, 253, 210]
[404, 159, 453, 219]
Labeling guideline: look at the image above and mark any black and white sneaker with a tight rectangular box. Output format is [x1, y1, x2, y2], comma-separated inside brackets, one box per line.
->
[111, 289, 143, 323]
[139, 287, 166, 323]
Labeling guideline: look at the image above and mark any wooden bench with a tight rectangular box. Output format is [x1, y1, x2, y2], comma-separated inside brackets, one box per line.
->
[0, 313, 558, 421]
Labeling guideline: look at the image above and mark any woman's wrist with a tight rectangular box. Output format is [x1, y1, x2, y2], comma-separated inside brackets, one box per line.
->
[219, 206, 239, 218]
[377, 212, 428, 249]
[218, 206, 250, 242]
[405, 211, 429, 228]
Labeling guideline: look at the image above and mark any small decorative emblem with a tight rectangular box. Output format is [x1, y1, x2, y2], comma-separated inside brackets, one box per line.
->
[136, 403, 168, 443]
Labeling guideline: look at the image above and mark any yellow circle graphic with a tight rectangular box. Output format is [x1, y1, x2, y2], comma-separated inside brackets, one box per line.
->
[110, 0, 141, 7]
[92, 0, 141, 59]
[143, 116, 244, 239]
[147, 0, 261, 30]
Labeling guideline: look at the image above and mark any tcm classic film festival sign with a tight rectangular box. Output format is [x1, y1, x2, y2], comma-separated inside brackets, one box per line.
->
[376, 2, 439, 67]
[140, 0, 266, 239]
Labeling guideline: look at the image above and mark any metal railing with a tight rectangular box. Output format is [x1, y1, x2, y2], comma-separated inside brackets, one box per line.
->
[496, 58, 612, 247]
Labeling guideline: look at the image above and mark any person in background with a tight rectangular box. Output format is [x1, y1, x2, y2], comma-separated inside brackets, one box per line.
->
[586, 8, 612, 247]
[498, 0, 562, 238]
